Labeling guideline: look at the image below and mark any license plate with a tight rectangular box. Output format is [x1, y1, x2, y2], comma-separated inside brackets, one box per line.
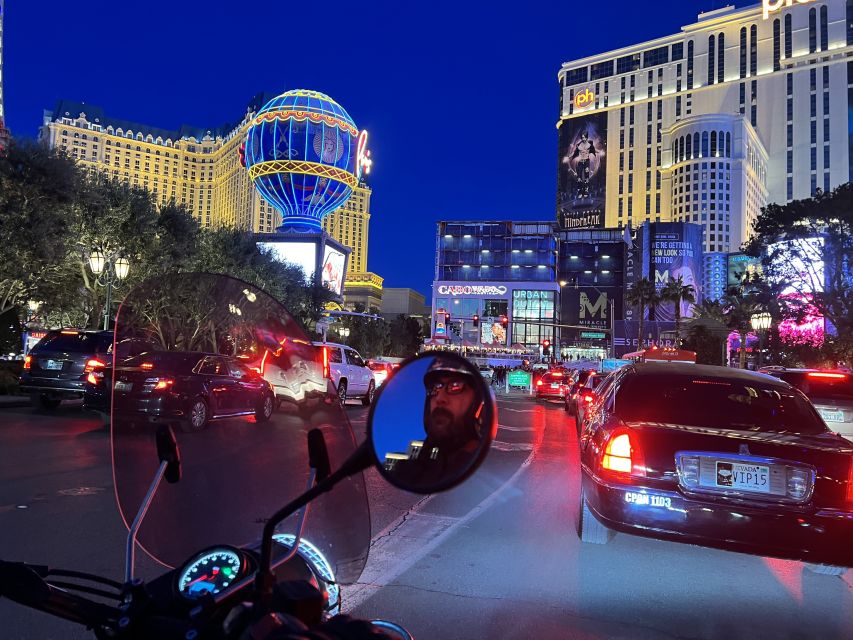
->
[43, 360, 63, 370]
[115, 381, 133, 392]
[819, 409, 844, 423]
[551, 383, 559, 389]
[715, 461, 770, 493]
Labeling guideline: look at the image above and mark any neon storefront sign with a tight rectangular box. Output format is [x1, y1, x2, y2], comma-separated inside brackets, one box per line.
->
[763, 0, 815, 20]
[438, 285, 508, 296]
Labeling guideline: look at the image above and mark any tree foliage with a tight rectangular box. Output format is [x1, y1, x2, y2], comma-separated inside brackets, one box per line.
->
[387, 314, 424, 358]
[0, 139, 334, 336]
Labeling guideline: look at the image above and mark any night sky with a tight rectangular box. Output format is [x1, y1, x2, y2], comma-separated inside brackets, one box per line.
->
[4, 1, 743, 300]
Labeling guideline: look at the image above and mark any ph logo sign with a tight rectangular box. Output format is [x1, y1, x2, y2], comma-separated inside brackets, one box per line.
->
[574, 88, 595, 110]
[763, 0, 815, 20]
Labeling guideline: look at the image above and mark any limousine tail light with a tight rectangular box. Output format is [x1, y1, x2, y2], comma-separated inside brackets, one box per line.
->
[601, 429, 645, 478]
[23, 355, 31, 370]
[847, 461, 853, 506]
[153, 378, 174, 391]
[84, 358, 106, 374]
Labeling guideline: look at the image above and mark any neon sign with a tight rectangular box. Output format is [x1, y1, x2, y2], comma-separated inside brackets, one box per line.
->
[573, 88, 595, 110]
[356, 130, 372, 178]
[762, 0, 815, 20]
[438, 285, 508, 296]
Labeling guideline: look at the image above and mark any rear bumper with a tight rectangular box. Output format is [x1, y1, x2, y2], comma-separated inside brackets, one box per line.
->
[536, 389, 567, 399]
[19, 376, 85, 397]
[583, 472, 853, 566]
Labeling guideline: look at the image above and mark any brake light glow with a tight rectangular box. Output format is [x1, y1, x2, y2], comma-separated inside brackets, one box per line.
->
[86, 373, 98, 385]
[551, 372, 563, 377]
[322, 347, 330, 379]
[60, 330, 78, 335]
[24, 355, 31, 370]
[84, 358, 106, 373]
[847, 461, 853, 506]
[153, 378, 174, 390]
[141, 362, 154, 370]
[583, 393, 594, 403]
[808, 372, 847, 380]
[536, 380, 543, 387]
[601, 431, 645, 477]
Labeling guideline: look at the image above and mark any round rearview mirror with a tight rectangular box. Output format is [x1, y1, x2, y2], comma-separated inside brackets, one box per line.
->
[367, 352, 496, 494]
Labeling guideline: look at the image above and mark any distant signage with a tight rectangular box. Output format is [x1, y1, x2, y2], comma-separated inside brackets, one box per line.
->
[437, 285, 507, 296]
[601, 358, 631, 372]
[573, 88, 595, 110]
[581, 331, 607, 339]
[508, 370, 532, 387]
[763, 0, 815, 20]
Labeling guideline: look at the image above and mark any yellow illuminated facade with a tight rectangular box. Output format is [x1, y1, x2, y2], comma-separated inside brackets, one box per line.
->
[322, 184, 371, 274]
[343, 271, 384, 311]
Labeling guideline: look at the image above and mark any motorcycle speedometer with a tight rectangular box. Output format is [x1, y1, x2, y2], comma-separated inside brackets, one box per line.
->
[177, 548, 246, 598]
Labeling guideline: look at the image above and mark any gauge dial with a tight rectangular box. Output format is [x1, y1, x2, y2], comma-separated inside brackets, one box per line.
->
[177, 548, 244, 598]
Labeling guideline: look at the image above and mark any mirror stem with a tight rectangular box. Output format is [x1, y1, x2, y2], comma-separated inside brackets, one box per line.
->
[125, 460, 168, 584]
[255, 442, 373, 600]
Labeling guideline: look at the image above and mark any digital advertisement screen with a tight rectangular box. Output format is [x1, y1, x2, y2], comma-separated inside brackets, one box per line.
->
[727, 253, 763, 288]
[257, 241, 318, 283]
[321, 246, 346, 296]
[481, 321, 507, 346]
[649, 223, 703, 321]
[557, 111, 607, 230]
[767, 237, 825, 345]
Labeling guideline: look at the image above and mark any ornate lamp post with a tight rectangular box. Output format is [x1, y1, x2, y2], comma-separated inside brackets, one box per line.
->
[88, 249, 130, 330]
[338, 327, 350, 340]
[750, 312, 772, 370]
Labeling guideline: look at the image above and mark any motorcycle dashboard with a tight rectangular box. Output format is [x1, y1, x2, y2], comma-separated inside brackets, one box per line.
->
[175, 546, 253, 599]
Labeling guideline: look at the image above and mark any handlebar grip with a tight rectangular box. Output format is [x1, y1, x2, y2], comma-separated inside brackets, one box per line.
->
[0, 561, 51, 604]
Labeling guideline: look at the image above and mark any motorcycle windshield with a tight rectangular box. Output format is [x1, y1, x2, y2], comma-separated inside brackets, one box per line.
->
[111, 273, 370, 585]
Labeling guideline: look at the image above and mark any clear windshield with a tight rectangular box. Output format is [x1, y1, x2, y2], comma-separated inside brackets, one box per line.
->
[110, 273, 370, 585]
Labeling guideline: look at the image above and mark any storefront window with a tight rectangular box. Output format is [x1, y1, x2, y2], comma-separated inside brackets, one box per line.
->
[511, 290, 556, 348]
[484, 299, 508, 318]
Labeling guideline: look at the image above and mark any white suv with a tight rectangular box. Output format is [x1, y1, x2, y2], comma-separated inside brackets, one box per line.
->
[313, 342, 375, 406]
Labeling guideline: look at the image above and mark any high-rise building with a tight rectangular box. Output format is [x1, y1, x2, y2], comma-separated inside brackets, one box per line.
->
[0, 0, 9, 150]
[557, 1, 848, 253]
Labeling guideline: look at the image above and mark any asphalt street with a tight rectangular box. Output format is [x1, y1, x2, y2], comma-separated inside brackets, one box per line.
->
[2, 393, 853, 639]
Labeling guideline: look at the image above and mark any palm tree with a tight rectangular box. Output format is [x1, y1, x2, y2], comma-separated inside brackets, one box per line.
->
[625, 278, 658, 351]
[660, 276, 696, 344]
[722, 286, 759, 369]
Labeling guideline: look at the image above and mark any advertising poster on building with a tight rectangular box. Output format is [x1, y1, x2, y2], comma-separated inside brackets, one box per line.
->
[557, 112, 607, 230]
[623, 225, 648, 323]
[565, 288, 612, 330]
[727, 253, 763, 289]
[649, 223, 703, 321]
[480, 321, 507, 346]
[321, 246, 346, 295]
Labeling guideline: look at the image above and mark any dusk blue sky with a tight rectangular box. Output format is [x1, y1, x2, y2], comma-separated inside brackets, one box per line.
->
[4, 1, 745, 300]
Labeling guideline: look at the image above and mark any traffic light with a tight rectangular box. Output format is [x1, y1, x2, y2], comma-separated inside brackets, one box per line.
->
[542, 339, 551, 357]
[500, 315, 508, 328]
[445, 311, 451, 322]
[472, 314, 480, 327]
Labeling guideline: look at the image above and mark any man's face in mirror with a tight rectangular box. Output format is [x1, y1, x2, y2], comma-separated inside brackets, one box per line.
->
[427, 373, 475, 445]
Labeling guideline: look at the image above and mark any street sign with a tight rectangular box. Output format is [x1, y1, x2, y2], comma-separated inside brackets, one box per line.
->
[581, 331, 606, 339]
[508, 370, 532, 387]
[601, 358, 631, 372]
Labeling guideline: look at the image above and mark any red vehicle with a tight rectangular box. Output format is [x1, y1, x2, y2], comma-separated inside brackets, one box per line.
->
[535, 370, 571, 400]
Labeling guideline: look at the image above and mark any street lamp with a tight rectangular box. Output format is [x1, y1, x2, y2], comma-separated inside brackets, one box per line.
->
[750, 312, 772, 370]
[88, 248, 131, 331]
[339, 327, 350, 339]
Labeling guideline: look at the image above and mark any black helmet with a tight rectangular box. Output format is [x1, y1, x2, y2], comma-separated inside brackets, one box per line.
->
[423, 356, 477, 389]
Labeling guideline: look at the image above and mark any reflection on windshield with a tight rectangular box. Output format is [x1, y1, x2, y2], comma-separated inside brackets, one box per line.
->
[111, 274, 370, 584]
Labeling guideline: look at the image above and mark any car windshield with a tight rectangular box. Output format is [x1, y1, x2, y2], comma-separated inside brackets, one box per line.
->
[615, 373, 827, 434]
[777, 372, 853, 401]
[34, 332, 112, 354]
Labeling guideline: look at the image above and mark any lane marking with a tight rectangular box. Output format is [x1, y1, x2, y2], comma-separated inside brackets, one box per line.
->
[343, 411, 544, 612]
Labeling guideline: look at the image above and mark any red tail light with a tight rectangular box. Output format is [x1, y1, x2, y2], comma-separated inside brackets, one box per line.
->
[809, 372, 847, 380]
[153, 378, 174, 391]
[141, 362, 154, 370]
[847, 461, 853, 506]
[24, 355, 32, 370]
[84, 358, 106, 373]
[600, 430, 645, 477]
[86, 373, 98, 385]
[582, 392, 595, 403]
[322, 347, 330, 379]
[536, 380, 543, 387]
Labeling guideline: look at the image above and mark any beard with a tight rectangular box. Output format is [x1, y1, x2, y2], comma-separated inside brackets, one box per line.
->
[428, 408, 466, 447]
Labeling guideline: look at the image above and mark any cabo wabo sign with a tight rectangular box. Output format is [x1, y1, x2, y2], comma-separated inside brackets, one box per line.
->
[763, 0, 814, 20]
[438, 285, 508, 296]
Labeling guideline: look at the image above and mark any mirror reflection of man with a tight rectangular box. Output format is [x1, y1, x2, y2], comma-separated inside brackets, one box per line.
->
[390, 358, 484, 488]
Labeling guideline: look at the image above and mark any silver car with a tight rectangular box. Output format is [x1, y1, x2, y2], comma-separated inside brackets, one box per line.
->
[762, 369, 853, 441]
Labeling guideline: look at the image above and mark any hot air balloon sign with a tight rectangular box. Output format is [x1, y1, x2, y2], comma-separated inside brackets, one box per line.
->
[244, 90, 370, 232]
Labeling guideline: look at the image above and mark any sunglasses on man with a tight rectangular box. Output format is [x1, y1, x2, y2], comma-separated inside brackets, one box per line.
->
[427, 378, 470, 396]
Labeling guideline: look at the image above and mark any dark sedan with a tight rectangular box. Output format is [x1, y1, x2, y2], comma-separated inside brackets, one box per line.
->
[113, 351, 275, 432]
[578, 362, 853, 574]
[20, 329, 113, 410]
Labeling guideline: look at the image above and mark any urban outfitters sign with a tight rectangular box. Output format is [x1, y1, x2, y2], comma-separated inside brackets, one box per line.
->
[437, 285, 507, 296]
[763, 0, 815, 20]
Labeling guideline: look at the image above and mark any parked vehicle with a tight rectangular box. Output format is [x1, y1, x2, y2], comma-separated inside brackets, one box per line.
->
[112, 351, 275, 433]
[313, 342, 375, 406]
[20, 329, 113, 410]
[760, 368, 853, 441]
[535, 370, 572, 401]
[578, 362, 853, 574]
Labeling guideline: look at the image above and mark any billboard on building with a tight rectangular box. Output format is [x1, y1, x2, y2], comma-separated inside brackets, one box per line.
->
[649, 223, 703, 321]
[623, 225, 648, 323]
[565, 288, 613, 330]
[557, 112, 607, 230]
[727, 252, 763, 289]
[258, 241, 318, 282]
[480, 321, 507, 346]
[321, 245, 347, 295]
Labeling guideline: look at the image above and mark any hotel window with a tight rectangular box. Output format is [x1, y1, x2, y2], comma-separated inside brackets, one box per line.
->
[717, 33, 725, 84]
[809, 8, 817, 54]
[707, 35, 716, 85]
[750, 24, 757, 76]
[785, 14, 792, 58]
[773, 19, 781, 71]
[820, 5, 828, 51]
[687, 40, 694, 89]
[739, 27, 747, 79]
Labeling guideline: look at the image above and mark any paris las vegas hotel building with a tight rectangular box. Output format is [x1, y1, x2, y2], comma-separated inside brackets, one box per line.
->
[558, 0, 852, 293]
[38, 94, 381, 306]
